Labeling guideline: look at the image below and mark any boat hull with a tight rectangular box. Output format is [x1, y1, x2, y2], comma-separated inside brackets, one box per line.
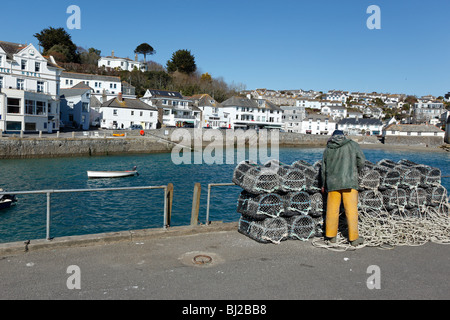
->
[87, 171, 137, 178]
[0, 199, 14, 210]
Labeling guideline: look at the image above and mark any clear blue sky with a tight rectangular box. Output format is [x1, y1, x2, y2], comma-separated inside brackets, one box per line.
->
[1, 0, 449, 97]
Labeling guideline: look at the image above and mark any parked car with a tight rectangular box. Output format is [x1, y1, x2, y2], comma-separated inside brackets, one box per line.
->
[128, 124, 143, 130]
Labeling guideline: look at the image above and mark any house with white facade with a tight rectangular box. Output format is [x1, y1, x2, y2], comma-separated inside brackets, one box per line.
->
[98, 51, 147, 72]
[190, 94, 225, 129]
[321, 105, 347, 120]
[300, 113, 336, 135]
[60, 72, 127, 103]
[100, 93, 157, 130]
[413, 101, 445, 123]
[382, 124, 445, 138]
[141, 89, 200, 128]
[60, 83, 91, 130]
[0, 41, 63, 133]
[337, 118, 383, 136]
[220, 96, 284, 130]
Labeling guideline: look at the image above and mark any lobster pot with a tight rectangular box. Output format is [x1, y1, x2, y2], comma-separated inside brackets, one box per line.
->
[312, 216, 324, 237]
[313, 160, 322, 172]
[241, 167, 280, 194]
[309, 193, 324, 218]
[279, 168, 306, 192]
[377, 159, 398, 169]
[391, 208, 417, 219]
[359, 190, 383, 211]
[415, 165, 441, 187]
[287, 215, 316, 240]
[358, 168, 381, 190]
[232, 160, 260, 186]
[291, 160, 321, 193]
[379, 169, 401, 190]
[238, 216, 289, 244]
[237, 190, 253, 215]
[425, 185, 448, 207]
[284, 191, 311, 215]
[406, 188, 427, 209]
[397, 159, 418, 167]
[243, 193, 285, 220]
[381, 188, 407, 211]
[399, 168, 422, 189]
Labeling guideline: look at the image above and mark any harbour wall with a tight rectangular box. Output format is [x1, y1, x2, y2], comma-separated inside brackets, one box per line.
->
[0, 128, 385, 159]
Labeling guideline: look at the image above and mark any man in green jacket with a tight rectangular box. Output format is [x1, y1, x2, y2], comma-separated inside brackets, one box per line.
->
[321, 130, 365, 246]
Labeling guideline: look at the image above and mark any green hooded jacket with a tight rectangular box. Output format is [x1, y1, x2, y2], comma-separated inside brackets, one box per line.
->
[321, 135, 366, 192]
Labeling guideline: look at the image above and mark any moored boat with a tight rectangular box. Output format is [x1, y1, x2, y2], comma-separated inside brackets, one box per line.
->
[87, 166, 138, 179]
[0, 189, 17, 210]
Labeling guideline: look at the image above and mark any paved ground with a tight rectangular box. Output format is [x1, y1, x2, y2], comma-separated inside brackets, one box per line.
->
[0, 223, 449, 303]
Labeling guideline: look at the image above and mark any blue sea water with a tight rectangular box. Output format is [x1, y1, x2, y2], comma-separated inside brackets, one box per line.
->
[0, 147, 449, 244]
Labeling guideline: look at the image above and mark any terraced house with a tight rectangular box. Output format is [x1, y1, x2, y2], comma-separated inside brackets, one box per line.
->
[0, 41, 63, 133]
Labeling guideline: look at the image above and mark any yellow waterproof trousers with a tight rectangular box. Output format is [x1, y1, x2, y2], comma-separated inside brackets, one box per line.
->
[325, 189, 359, 242]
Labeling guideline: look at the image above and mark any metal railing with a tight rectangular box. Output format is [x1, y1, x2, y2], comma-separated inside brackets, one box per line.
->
[0, 185, 171, 241]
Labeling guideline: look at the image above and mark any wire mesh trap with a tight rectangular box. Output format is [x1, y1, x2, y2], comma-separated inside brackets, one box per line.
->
[238, 216, 289, 244]
[287, 215, 316, 240]
[238, 192, 285, 220]
[233, 160, 280, 194]
[283, 191, 311, 215]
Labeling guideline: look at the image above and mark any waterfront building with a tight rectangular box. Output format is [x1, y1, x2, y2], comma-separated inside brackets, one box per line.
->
[220, 96, 284, 130]
[98, 51, 148, 72]
[100, 93, 157, 130]
[0, 41, 63, 133]
[60, 83, 91, 130]
[60, 71, 128, 103]
[337, 118, 383, 136]
[383, 124, 445, 139]
[300, 113, 336, 135]
[140, 89, 201, 128]
[190, 94, 226, 129]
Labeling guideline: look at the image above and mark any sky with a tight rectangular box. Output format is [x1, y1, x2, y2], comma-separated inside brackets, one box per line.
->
[1, 0, 449, 97]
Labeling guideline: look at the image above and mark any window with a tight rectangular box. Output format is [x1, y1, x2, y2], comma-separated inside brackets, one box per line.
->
[131, 111, 134, 116]
[17, 79, 24, 90]
[25, 123, 36, 131]
[35, 62, 40, 72]
[113, 109, 118, 115]
[7, 98, 21, 114]
[140, 111, 143, 117]
[25, 100, 35, 115]
[6, 121, 22, 131]
[36, 101, 46, 115]
[0, 76, 3, 88]
[37, 81, 44, 93]
[82, 103, 89, 113]
[0, 55, 2, 66]
[66, 80, 69, 85]
[21, 60, 27, 70]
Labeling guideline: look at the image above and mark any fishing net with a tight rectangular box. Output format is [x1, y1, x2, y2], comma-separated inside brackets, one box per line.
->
[426, 185, 448, 207]
[287, 215, 316, 240]
[358, 190, 383, 212]
[238, 216, 288, 244]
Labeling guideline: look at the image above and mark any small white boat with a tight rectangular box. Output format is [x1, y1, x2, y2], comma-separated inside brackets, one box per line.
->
[0, 189, 17, 210]
[87, 166, 138, 179]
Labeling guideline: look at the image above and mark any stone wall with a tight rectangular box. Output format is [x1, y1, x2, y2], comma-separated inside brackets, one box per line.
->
[384, 136, 444, 147]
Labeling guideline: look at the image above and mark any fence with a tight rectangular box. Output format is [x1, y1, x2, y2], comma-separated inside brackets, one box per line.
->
[0, 181, 238, 242]
[0, 185, 172, 241]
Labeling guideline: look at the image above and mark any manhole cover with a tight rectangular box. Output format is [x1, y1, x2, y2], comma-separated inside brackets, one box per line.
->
[193, 255, 212, 265]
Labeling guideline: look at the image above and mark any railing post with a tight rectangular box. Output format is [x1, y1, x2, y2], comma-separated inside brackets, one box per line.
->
[165, 183, 173, 228]
[46, 192, 51, 240]
[190, 183, 201, 226]
[206, 184, 212, 225]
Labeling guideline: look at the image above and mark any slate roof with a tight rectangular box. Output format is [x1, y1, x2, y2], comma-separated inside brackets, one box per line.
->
[60, 83, 92, 97]
[101, 97, 157, 111]
[338, 118, 383, 125]
[385, 124, 443, 132]
[221, 96, 259, 109]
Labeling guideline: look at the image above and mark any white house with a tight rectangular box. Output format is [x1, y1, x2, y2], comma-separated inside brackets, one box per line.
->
[337, 118, 384, 136]
[141, 89, 201, 128]
[100, 93, 157, 130]
[300, 113, 336, 135]
[413, 101, 445, 123]
[98, 51, 147, 72]
[220, 96, 284, 130]
[60, 83, 91, 130]
[383, 124, 445, 138]
[190, 94, 226, 129]
[321, 105, 347, 120]
[0, 41, 63, 133]
[60, 71, 127, 103]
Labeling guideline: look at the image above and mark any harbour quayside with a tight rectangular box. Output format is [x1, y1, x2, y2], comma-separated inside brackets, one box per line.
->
[87, 166, 138, 179]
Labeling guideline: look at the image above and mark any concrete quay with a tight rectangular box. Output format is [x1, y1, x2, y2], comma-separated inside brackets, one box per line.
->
[0, 222, 449, 301]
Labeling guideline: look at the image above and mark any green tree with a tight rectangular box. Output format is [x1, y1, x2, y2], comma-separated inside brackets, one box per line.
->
[166, 49, 197, 75]
[80, 47, 101, 65]
[134, 43, 155, 63]
[34, 27, 80, 63]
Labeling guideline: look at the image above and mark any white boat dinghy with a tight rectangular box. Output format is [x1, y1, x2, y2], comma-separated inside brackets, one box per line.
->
[87, 166, 138, 179]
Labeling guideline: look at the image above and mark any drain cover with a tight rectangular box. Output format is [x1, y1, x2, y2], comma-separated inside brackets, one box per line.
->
[193, 255, 213, 265]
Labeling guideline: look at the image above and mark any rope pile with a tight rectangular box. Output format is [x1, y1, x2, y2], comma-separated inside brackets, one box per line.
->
[233, 158, 450, 250]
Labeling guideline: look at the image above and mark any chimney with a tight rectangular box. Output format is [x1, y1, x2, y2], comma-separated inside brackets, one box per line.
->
[118, 92, 123, 102]
[135, 54, 138, 61]
[112, 50, 115, 58]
